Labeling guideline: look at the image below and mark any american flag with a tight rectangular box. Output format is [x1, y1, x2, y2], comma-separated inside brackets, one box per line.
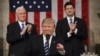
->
[9, 0, 89, 44]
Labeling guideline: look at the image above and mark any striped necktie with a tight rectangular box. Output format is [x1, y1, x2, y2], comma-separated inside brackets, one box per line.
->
[70, 19, 73, 24]
[44, 35, 50, 56]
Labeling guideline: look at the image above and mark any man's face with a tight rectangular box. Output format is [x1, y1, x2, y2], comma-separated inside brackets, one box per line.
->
[16, 9, 26, 22]
[65, 5, 75, 16]
[42, 23, 55, 35]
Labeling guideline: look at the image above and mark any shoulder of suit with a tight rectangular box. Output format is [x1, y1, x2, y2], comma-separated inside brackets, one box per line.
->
[52, 36, 58, 40]
[31, 35, 42, 39]
[29, 35, 39, 40]
[26, 22, 32, 25]
[75, 17, 85, 23]
[7, 22, 18, 27]
[33, 35, 43, 42]
[57, 18, 66, 23]
[75, 17, 83, 20]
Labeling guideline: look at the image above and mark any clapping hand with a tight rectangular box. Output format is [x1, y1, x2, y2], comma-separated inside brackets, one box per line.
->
[20, 24, 32, 35]
[27, 24, 32, 34]
[69, 21, 77, 33]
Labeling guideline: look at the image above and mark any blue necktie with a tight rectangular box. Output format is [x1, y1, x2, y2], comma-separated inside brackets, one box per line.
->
[44, 35, 50, 56]
[21, 23, 25, 38]
[21, 23, 24, 30]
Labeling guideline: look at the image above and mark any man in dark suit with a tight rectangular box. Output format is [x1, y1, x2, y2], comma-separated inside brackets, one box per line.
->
[25, 18, 65, 56]
[6, 6, 37, 56]
[56, 2, 87, 56]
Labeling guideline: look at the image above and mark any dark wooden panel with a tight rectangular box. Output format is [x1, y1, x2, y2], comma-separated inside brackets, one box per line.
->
[0, 38, 3, 56]
[95, 44, 100, 56]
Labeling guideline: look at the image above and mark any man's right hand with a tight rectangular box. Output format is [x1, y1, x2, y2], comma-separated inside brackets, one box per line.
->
[69, 21, 77, 33]
[20, 25, 28, 35]
[56, 43, 65, 55]
[56, 43, 64, 51]
[27, 24, 32, 34]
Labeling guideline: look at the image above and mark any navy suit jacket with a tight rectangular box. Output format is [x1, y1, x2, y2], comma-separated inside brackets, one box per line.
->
[6, 21, 37, 56]
[56, 17, 87, 56]
[25, 35, 64, 56]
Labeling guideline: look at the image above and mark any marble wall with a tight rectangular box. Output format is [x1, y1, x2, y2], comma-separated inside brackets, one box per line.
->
[0, 0, 3, 56]
[89, 0, 100, 52]
[1, 0, 9, 56]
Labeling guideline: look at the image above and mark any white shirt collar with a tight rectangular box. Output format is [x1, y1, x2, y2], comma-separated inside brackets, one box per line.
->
[66, 16, 74, 20]
[66, 16, 75, 24]
[43, 34, 53, 48]
[18, 20, 26, 29]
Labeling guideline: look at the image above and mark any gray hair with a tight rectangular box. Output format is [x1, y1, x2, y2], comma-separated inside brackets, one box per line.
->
[16, 6, 26, 13]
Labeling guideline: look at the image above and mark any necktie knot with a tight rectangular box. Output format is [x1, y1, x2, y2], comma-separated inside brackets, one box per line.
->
[46, 34, 50, 41]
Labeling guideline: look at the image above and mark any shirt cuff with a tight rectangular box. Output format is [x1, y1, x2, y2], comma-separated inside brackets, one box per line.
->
[58, 50, 66, 55]
[67, 32, 71, 38]
[74, 28, 78, 34]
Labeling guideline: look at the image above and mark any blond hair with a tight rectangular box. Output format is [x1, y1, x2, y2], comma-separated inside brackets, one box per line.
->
[42, 18, 55, 26]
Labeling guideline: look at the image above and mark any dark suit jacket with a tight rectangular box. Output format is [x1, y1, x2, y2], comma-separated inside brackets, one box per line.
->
[6, 21, 37, 56]
[25, 35, 64, 56]
[56, 17, 87, 56]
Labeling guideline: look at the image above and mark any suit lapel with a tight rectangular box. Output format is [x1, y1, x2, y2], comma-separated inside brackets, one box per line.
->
[39, 35, 45, 56]
[74, 17, 79, 28]
[16, 21, 28, 31]
[49, 36, 56, 55]
[64, 17, 78, 31]
[40, 35, 57, 56]
[63, 18, 70, 31]
[16, 21, 29, 31]
[15, 22, 22, 32]
[74, 17, 78, 23]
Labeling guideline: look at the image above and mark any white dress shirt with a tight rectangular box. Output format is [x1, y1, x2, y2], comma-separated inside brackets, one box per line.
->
[18, 20, 26, 29]
[43, 34, 65, 55]
[43, 34, 53, 48]
[66, 16, 78, 38]
[67, 16, 75, 25]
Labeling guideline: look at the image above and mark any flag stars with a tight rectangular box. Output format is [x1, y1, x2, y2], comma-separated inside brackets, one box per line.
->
[17, 1, 20, 4]
[46, 5, 48, 8]
[13, 5, 16, 8]
[37, 5, 40, 8]
[33, 1, 36, 4]
[29, 5, 32, 8]
[25, 1, 28, 4]
[10, 0, 51, 11]
[41, 1, 45, 4]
